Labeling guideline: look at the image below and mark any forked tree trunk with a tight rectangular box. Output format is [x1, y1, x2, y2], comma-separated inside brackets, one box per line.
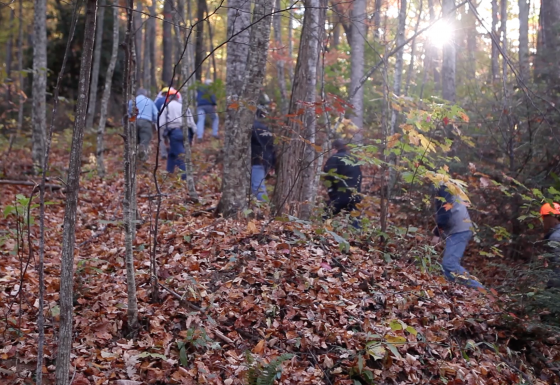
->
[274, 0, 288, 115]
[55, 0, 98, 382]
[122, 0, 140, 337]
[162, 0, 174, 84]
[273, 0, 325, 219]
[442, 0, 456, 102]
[518, 0, 529, 82]
[86, 0, 105, 131]
[349, 0, 366, 133]
[216, 0, 273, 218]
[32, 0, 47, 171]
[97, 0, 120, 177]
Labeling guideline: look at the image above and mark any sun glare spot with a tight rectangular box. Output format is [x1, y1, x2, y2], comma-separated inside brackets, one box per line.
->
[426, 21, 453, 47]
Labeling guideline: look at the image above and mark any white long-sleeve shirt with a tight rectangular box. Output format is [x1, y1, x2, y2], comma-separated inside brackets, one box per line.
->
[158, 100, 196, 131]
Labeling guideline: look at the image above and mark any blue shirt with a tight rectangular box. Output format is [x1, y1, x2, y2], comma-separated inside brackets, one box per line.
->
[128, 95, 158, 123]
[196, 85, 217, 106]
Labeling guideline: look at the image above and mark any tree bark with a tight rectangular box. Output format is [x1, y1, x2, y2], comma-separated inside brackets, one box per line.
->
[122, 0, 140, 337]
[16, 0, 24, 145]
[55, 0, 98, 383]
[349, 0, 366, 133]
[274, 0, 288, 115]
[518, 0, 530, 82]
[466, 1, 477, 81]
[32, 0, 48, 172]
[373, 0, 382, 39]
[86, 0, 105, 131]
[225, 0, 251, 99]
[273, 0, 325, 219]
[404, 0, 422, 96]
[97, 0, 120, 177]
[442, 0, 456, 102]
[194, 0, 206, 81]
[173, 0, 199, 200]
[425, 0, 440, 92]
[134, 2, 143, 87]
[162, 0, 174, 84]
[216, 0, 273, 218]
[491, 0, 499, 81]
[389, 0, 406, 136]
[144, 2, 157, 93]
[6, 8, 14, 79]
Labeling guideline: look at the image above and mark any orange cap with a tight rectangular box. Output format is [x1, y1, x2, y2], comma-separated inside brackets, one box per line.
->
[167, 88, 178, 95]
[540, 202, 560, 217]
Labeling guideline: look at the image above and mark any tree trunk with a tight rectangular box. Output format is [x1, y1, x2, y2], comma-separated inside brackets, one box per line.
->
[173, 0, 199, 200]
[373, 0, 382, 39]
[466, 1, 477, 81]
[122, 0, 140, 337]
[273, 0, 325, 219]
[16, 0, 24, 143]
[404, 0, 422, 96]
[134, 2, 143, 86]
[54, 0, 98, 383]
[332, 14, 340, 48]
[274, 0, 288, 115]
[216, 0, 273, 218]
[162, 0, 174, 84]
[441, 0, 456, 102]
[97, 0, 120, 177]
[500, 0, 507, 85]
[194, 0, 206, 81]
[144, 2, 157, 93]
[349, 0, 366, 133]
[518, 0, 530, 82]
[32, 0, 47, 172]
[86, 0, 105, 131]
[6, 8, 14, 79]
[225, 0, 251, 99]
[425, 0, 440, 92]
[288, 8, 294, 82]
[491, 0, 499, 81]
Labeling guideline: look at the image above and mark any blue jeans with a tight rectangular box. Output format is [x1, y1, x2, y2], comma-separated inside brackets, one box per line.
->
[251, 165, 267, 201]
[166, 128, 186, 180]
[196, 105, 219, 139]
[442, 231, 483, 288]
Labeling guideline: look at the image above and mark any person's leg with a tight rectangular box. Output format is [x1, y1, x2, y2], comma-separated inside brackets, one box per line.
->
[137, 120, 152, 161]
[159, 129, 168, 159]
[169, 129, 186, 180]
[250, 165, 267, 201]
[209, 106, 219, 137]
[442, 231, 483, 288]
[196, 107, 206, 139]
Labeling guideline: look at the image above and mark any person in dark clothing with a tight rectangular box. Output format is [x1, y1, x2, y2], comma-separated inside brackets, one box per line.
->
[196, 80, 219, 139]
[250, 94, 275, 201]
[323, 139, 362, 221]
[540, 202, 560, 288]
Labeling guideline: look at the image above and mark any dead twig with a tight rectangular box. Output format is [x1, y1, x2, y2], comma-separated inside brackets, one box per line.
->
[158, 282, 204, 312]
[0, 180, 62, 190]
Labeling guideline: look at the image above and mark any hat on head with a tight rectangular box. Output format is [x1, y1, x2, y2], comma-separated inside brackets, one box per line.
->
[541, 202, 560, 218]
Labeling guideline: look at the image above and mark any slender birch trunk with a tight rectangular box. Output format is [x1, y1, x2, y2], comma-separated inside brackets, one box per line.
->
[466, 2, 477, 81]
[425, 0, 440, 92]
[491, 0, 499, 81]
[404, 1, 422, 96]
[6, 8, 14, 79]
[217, 0, 273, 218]
[273, 0, 324, 219]
[518, 0, 529, 82]
[288, 7, 294, 82]
[442, 0, 456, 102]
[274, 0, 288, 115]
[32, 0, 47, 172]
[97, 0, 120, 177]
[173, 0, 199, 201]
[16, 0, 24, 144]
[134, 2, 144, 87]
[123, 0, 140, 336]
[86, 0, 105, 131]
[349, 0, 366, 133]
[373, 0, 382, 39]
[147, 2, 157, 91]
[55, 0, 98, 382]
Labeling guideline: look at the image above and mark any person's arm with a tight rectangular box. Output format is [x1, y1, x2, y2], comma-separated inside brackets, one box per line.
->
[435, 185, 453, 231]
[211, 93, 217, 106]
[186, 107, 196, 129]
[152, 102, 158, 123]
[158, 106, 167, 129]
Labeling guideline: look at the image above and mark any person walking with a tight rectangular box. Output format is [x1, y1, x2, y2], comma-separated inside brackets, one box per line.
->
[540, 202, 560, 288]
[154, 87, 182, 159]
[158, 90, 196, 179]
[128, 88, 158, 161]
[431, 183, 484, 289]
[250, 94, 275, 201]
[323, 139, 362, 225]
[196, 80, 219, 140]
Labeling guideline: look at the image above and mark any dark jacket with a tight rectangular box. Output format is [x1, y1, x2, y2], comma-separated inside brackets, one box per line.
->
[196, 85, 217, 106]
[323, 150, 362, 200]
[433, 185, 472, 236]
[251, 119, 275, 172]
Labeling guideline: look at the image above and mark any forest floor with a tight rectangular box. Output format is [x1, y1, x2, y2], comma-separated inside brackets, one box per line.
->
[1, 129, 560, 384]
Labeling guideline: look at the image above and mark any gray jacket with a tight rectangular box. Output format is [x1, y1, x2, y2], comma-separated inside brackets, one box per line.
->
[434, 185, 473, 236]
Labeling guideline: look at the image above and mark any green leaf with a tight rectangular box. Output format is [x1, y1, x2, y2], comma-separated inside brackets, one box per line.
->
[389, 319, 403, 331]
[405, 326, 418, 336]
[179, 346, 189, 367]
[357, 355, 364, 373]
[385, 342, 403, 359]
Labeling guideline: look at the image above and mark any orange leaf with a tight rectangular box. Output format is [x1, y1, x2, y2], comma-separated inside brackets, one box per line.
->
[252, 339, 266, 354]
